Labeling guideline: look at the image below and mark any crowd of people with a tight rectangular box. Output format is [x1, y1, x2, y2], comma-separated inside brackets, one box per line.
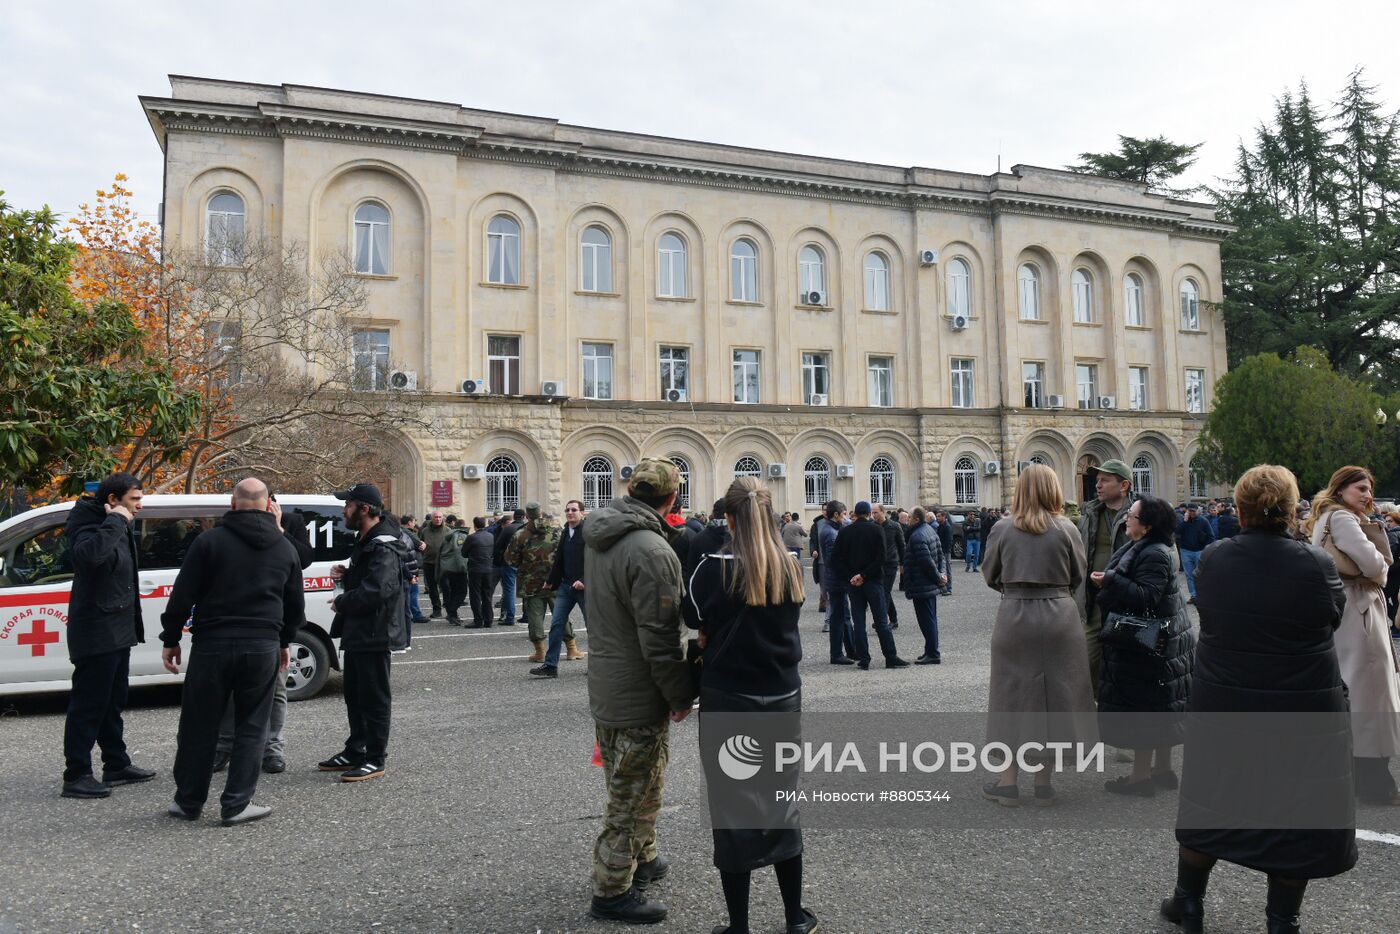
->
[52, 449, 1400, 933]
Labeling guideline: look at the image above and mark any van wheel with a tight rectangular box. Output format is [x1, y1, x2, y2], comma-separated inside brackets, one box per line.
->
[285, 634, 331, 702]
[952, 538, 965, 560]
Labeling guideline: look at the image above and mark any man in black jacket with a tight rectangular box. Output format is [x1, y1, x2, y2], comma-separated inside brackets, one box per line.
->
[872, 504, 904, 630]
[60, 473, 156, 799]
[831, 501, 908, 670]
[492, 509, 525, 625]
[160, 478, 304, 825]
[684, 498, 730, 582]
[464, 517, 496, 628]
[320, 483, 407, 782]
[934, 511, 954, 596]
[536, 500, 590, 671]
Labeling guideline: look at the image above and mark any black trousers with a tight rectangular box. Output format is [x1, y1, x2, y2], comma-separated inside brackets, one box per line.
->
[423, 564, 442, 614]
[63, 648, 132, 782]
[343, 650, 392, 763]
[468, 571, 494, 626]
[881, 566, 899, 624]
[441, 571, 468, 620]
[172, 638, 278, 818]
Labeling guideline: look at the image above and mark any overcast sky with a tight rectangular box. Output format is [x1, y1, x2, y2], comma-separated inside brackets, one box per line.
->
[5, 1, 1400, 225]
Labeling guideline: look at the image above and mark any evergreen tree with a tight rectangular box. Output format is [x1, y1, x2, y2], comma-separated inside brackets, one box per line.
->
[1068, 135, 1203, 193]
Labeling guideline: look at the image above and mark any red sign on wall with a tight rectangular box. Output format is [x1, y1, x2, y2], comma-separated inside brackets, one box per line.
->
[431, 480, 454, 507]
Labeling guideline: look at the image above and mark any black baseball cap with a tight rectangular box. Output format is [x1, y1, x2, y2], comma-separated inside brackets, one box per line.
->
[333, 482, 384, 509]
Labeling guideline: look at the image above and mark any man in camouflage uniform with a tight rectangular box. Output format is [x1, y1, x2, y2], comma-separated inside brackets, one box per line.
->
[582, 458, 695, 924]
[505, 502, 561, 663]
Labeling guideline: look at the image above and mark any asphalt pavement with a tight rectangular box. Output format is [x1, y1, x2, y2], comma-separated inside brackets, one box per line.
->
[1, 566, 1397, 933]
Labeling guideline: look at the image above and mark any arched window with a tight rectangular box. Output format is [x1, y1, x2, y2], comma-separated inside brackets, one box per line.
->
[1125, 273, 1145, 326]
[1017, 263, 1041, 320]
[206, 191, 245, 267]
[581, 456, 614, 511]
[734, 455, 763, 480]
[870, 456, 895, 506]
[487, 214, 521, 285]
[798, 245, 826, 304]
[804, 456, 831, 507]
[1029, 454, 1049, 466]
[485, 455, 520, 513]
[658, 232, 687, 298]
[1180, 278, 1201, 330]
[1072, 268, 1093, 323]
[670, 456, 692, 511]
[1189, 456, 1208, 498]
[947, 258, 971, 317]
[580, 225, 612, 292]
[864, 252, 890, 311]
[353, 202, 390, 275]
[1132, 454, 1154, 494]
[730, 238, 758, 302]
[954, 455, 979, 505]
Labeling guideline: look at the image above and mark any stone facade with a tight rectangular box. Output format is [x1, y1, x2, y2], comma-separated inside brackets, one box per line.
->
[141, 76, 1231, 517]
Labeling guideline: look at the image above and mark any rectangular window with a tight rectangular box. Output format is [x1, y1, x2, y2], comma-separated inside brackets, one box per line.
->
[1076, 363, 1099, 409]
[581, 343, 613, 400]
[868, 356, 894, 408]
[733, 349, 760, 404]
[1129, 366, 1149, 411]
[659, 346, 689, 399]
[1022, 361, 1045, 409]
[950, 358, 975, 408]
[801, 352, 830, 405]
[658, 240, 686, 298]
[1186, 368, 1205, 413]
[351, 329, 390, 391]
[487, 335, 521, 395]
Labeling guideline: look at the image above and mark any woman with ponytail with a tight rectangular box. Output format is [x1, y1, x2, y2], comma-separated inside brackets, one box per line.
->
[688, 477, 816, 934]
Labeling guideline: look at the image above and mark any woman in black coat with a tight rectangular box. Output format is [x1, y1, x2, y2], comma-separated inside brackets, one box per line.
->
[1160, 465, 1355, 934]
[1089, 495, 1194, 795]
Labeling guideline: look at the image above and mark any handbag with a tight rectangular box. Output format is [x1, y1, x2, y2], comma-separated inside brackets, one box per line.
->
[1101, 609, 1169, 656]
[1319, 510, 1392, 580]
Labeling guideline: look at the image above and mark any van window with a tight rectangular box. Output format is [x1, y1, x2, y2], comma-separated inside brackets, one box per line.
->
[286, 505, 356, 563]
[0, 524, 72, 588]
[136, 517, 212, 570]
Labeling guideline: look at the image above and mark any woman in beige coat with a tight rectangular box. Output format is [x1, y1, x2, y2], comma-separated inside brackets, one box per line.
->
[981, 464, 1097, 806]
[1308, 464, 1400, 805]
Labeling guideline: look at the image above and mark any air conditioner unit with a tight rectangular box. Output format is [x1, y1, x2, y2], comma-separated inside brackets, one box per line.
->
[984, 461, 1002, 476]
[1098, 395, 1117, 410]
[767, 463, 787, 479]
[460, 378, 490, 395]
[949, 314, 969, 331]
[1017, 460, 1032, 471]
[619, 465, 636, 481]
[462, 463, 486, 480]
[1046, 394, 1065, 409]
[919, 249, 940, 266]
[665, 388, 687, 403]
[836, 464, 855, 479]
[389, 370, 417, 391]
[540, 379, 564, 397]
[804, 290, 825, 306]
[810, 393, 829, 406]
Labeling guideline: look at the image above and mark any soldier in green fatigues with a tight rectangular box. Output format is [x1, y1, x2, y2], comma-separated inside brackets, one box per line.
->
[504, 503, 561, 662]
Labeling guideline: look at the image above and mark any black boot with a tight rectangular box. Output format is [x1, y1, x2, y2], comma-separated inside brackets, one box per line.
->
[1265, 876, 1306, 934]
[590, 888, 667, 923]
[1159, 852, 1212, 933]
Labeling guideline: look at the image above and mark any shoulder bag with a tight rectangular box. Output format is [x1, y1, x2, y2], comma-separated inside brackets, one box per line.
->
[1100, 545, 1170, 656]
[1319, 510, 1392, 580]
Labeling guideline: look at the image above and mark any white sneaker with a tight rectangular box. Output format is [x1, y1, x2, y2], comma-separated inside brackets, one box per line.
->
[221, 803, 272, 826]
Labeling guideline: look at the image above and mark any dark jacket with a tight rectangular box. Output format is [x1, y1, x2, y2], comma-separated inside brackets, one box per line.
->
[685, 517, 705, 536]
[980, 512, 999, 545]
[64, 496, 143, 660]
[1215, 514, 1240, 539]
[159, 510, 304, 648]
[903, 521, 945, 599]
[684, 520, 731, 583]
[1177, 515, 1215, 552]
[398, 527, 423, 577]
[492, 519, 523, 567]
[331, 519, 408, 652]
[934, 519, 953, 569]
[280, 514, 316, 571]
[1094, 539, 1195, 746]
[831, 518, 886, 584]
[546, 522, 587, 590]
[880, 517, 905, 570]
[464, 529, 495, 572]
[685, 553, 802, 695]
[1175, 528, 1356, 879]
[817, 519, 841, 587]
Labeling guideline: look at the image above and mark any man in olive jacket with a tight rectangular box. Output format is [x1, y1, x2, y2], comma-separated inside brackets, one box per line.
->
[1078, 459, 1138, 699]
[582, 458, 695, 925]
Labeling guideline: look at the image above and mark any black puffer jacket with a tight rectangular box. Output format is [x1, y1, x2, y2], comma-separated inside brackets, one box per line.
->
[64, 496, 143, 660]
[902, 522, 945, 599]
[331, 519, 408, 652]
[1095, 539, 1195, 746]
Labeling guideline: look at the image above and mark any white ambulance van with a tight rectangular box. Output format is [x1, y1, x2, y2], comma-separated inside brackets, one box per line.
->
[0, 494, 356, 701]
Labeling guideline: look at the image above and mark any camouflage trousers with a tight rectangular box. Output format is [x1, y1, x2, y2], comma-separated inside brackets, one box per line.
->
[593, 720, 670, 897]
[522, 592, 555, 642]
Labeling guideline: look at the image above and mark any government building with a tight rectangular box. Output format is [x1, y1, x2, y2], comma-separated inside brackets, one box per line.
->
[141, 76, 1232, 518]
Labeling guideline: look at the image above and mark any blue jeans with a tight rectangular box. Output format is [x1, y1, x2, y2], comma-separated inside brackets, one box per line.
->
[825, 583, 851, 661]
[1181, 549, 1203, 599]
[498, 565, 517, 624]
[847, 579, 898, 663]
[405, 580, 425, 622]
[544, 584, 586, 667]
[964, 538, 981, 571]
[911, 593, 940, 660]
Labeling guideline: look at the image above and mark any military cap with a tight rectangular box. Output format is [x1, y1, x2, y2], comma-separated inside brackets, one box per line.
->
[628, 457, 680, 498]
[1086, 459, 1132, 482]
[525, 501, 542, 519]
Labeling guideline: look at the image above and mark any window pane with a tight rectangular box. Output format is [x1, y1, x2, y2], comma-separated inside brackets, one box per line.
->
[1018, 264, 1039, 319]
[372, 222, 389, 275]
[354, 224, 371, 274]
[948, 259, 970, 316]
[1073, 269, 1092, 323]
